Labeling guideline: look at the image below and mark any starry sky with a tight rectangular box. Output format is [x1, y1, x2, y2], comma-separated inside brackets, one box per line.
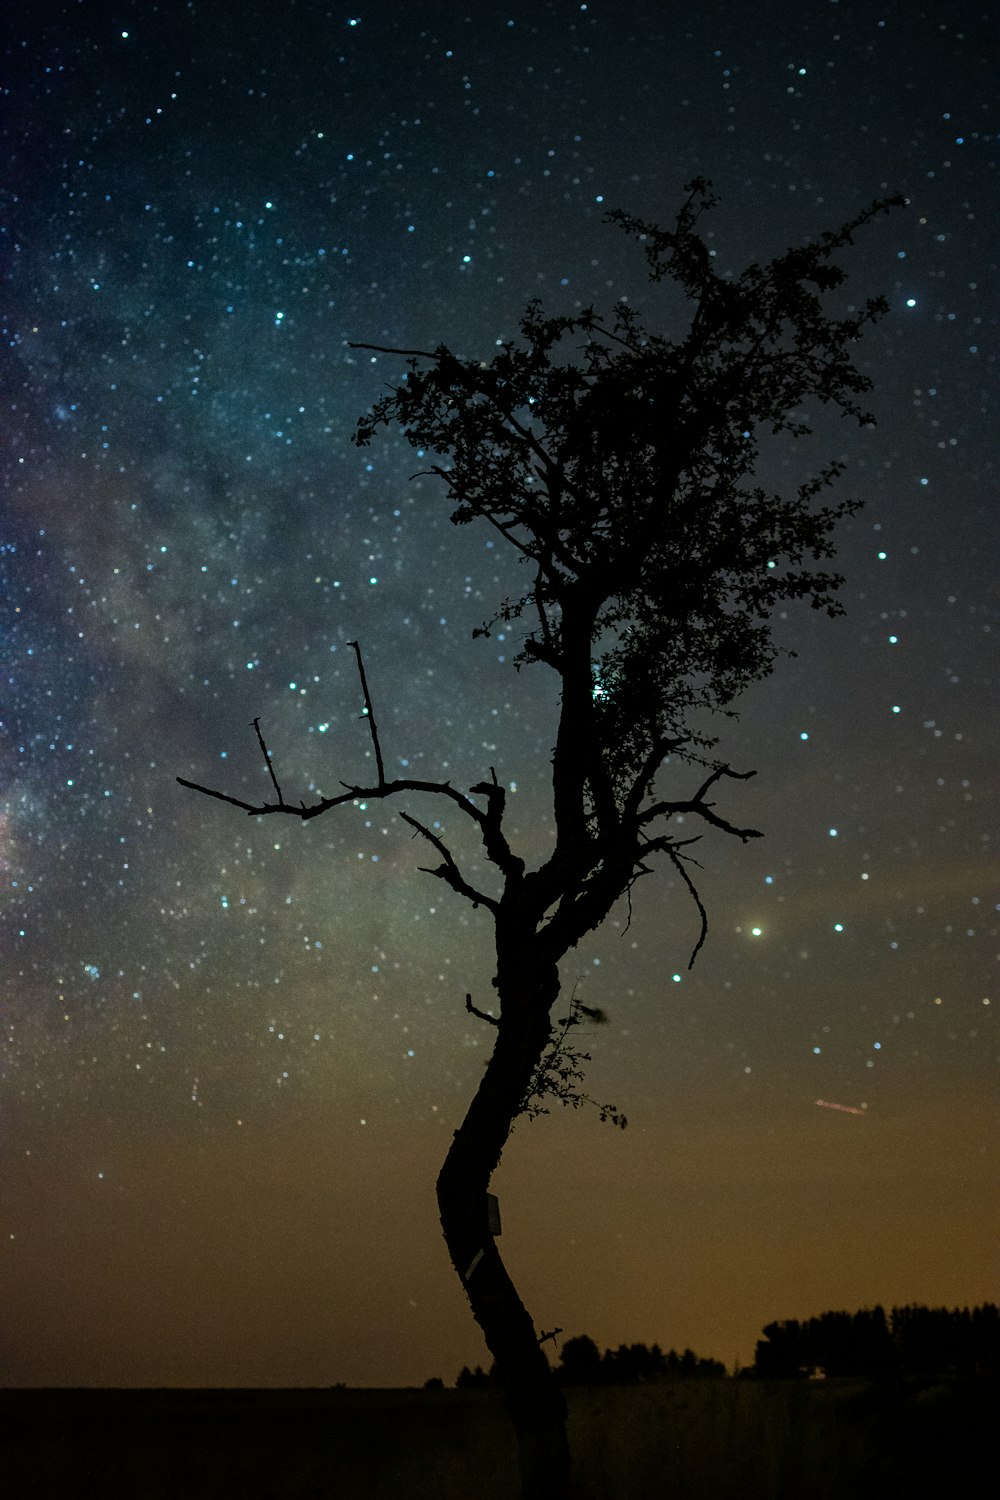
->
[2, 0, 996, 1389]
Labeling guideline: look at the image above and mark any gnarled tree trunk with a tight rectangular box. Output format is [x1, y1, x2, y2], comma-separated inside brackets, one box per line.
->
[436, 952, 572, 1499]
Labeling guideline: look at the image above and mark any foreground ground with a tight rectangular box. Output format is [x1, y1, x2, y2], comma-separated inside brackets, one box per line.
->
[3, 1376, 994, 1498]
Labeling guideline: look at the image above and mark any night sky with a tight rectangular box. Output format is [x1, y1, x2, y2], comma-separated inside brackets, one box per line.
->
[2, 0, 996, 1389]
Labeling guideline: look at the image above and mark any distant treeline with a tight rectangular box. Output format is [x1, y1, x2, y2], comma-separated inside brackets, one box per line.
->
[436, 1303, 1000, 1390]
[453, 1336, 725, 1389]
[558, 1336, 726, 1384]
[753, 1303, 999, 1380]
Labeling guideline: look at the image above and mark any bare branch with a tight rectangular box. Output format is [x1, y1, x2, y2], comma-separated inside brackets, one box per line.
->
[252, 717, 284, 803]
[178, 643, 505, 850]
[639, 764, 761, 842]
[622, 877, 635, 936]
[622, 731, 690, 823]
[666, 845, 710, 968]
[465, 992, 499, 1027]
[348, 640, 386, 786]
[348, 340, 439, 360]
[468, 768, 526, 880]
[176, 777, 281, 816]
[620, 858, 655, 937]
[400, 810, 499, 913]
[581, 316, 641, 352]
[693, 762, 756, 803]
[399, 807, 456, 862]
[627, 831, 708, 966]
[179, 767, 489, 824]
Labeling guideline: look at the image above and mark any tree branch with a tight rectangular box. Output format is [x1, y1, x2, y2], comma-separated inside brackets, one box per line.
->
[427, 467, 545, 568]
[252, 716, 284, 803]
[658, 842, 710, 968]
[178, 768, 492, 826]
[354, 337, 589, 579]
[175, 776, 281, 816]
[466, 992, 499, 1027]
[177, 644, 509, 875]
[348, 640, 385, 785]
[639, 764, 762, 842]
[468, 767, 526, 881]
[400, 810, 499, 913]
[348, 340, 439, 360]
[621, 731, 690, 824]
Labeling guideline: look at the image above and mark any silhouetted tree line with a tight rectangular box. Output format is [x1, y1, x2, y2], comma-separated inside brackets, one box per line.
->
[559, 1335, 726, 1384]
[753, 1303, 999, 1380]
[454, 1335, 724, 1390]
[453, 1303, 997, 1390]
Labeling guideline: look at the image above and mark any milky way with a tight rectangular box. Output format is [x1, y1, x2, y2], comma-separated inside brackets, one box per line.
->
[2, 1, 995, 1387]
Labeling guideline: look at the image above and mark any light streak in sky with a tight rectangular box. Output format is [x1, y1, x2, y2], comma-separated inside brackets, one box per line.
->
[815, 1099, 866, 1116]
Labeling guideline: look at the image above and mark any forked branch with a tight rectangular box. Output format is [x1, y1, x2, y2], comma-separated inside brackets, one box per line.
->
[664, 844, 711, 969]
[177, 645, 507, 907]
[401, 809, 499, 913]
[639, 763, 762, 843]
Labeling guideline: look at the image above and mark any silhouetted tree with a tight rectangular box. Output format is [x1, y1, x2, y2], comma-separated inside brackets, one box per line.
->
[558, 1334, 603, 1385]
[179, 180, 900, 1497]
[851, 1305, 898, 1378]
[755, 1318, 810, 1379]
[811, 1309, 855, 1378]
[754, 1303, 1000, 1381]
[559, 1336, 726, 1384]
[894, 1302, 1000, 1378]
[605, 1341, 670, 1384]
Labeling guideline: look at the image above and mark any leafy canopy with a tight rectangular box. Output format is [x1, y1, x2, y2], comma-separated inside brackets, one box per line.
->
[355, 181, 902, 807]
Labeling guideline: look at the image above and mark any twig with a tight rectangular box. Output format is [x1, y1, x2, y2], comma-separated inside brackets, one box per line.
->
[179, 767, 488, 828]
[639, 763, 761, 842]
[465, 992, 499, 1027]
[177, 644, 518, 913]
[252, 717, 284, 804]
[665, 845, 710, 968]
[175, 777, 275, 815]
[691, 762, 755, 804]
[348, 340, 439, 360]
[620, 860, 654, 937]
[400, 810, 498, 913]
[348, 640, 385, 786]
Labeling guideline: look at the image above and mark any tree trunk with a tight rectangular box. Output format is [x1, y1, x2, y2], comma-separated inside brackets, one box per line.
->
[436, 960, 572, 1498]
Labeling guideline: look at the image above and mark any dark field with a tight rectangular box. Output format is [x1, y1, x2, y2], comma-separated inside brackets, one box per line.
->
[3, 1377, 994, 1498]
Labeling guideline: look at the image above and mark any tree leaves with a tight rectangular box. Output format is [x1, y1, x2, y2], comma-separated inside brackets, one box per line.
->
[353, 184, 902, 818]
